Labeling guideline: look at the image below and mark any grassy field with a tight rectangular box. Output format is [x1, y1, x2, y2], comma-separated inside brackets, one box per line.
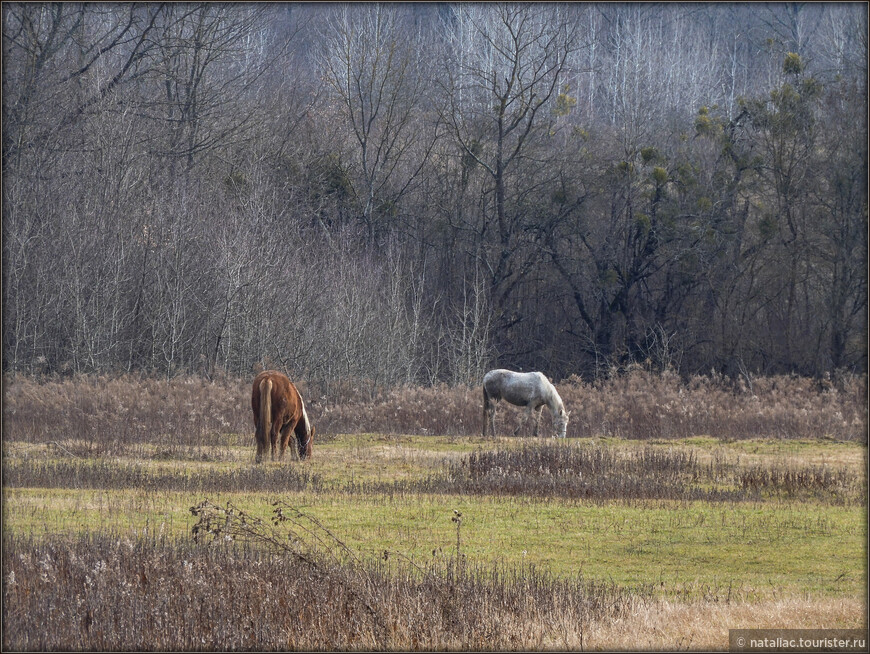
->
[2, 373, 867, 650]
[4, 433, 867, 648]
[11, 486, 861, 598]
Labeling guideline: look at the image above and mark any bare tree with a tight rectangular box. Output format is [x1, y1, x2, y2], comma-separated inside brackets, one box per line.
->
[318, 4, 436, 241]
[438, 3, 580, 326]
[2, 3, 162, 168]
[446, 266, 495, 386]
[128, 4, 276, 174]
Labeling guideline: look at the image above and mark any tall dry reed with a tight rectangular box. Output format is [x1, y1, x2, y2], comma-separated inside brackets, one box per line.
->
[2, 504, 650, 651]
[3, 369, 865, 445]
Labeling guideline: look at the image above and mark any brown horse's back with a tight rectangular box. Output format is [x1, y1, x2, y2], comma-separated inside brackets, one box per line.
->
[251, 370, 294, 426]
[251, 370, 313, 462]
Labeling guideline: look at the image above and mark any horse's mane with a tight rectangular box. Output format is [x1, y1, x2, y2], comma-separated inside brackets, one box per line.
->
[296, 393, 312, 437]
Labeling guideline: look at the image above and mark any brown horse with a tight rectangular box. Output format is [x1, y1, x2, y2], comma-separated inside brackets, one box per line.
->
[251, 370, 314, 463]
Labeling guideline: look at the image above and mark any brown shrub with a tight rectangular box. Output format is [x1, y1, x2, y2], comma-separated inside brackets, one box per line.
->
[558, 369, 867, 441]
[2, 520, 649, 651]
[348, 442, 864, 505]
[2, 373, 251, 457]
[307, 369, 868, 441]
[3, 369, 866, 445]
[3, 459, 324, 494]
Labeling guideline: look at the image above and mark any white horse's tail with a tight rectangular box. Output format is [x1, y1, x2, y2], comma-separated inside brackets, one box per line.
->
[482, 384, 491, 436]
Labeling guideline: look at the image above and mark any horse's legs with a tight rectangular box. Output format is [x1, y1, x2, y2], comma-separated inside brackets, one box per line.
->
[253, 413, 269, 463]
[515, 405, 543, 437]
[277, 424, 288, 460]
[255, 433, 266, 464]
[483, 388, 497, 437]
[483, 387, 493, 437]
[269, 424, 280, 461]
[532, 405, 543, 437]
[278, 422, 296, 461]
[514, 405, 532, 436]
[486, 401, 498, 437]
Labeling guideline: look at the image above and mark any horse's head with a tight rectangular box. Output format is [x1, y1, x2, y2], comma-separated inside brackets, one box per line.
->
[298, 424, 314, 459]
[555, 408, 570, 439]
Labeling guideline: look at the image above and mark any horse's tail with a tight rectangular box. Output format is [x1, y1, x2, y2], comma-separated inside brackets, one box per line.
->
[257, 377, 273, 453]
[482, 384, 490, 437]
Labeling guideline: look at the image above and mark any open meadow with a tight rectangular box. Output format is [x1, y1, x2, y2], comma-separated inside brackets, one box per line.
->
[2, 372, 867, 650]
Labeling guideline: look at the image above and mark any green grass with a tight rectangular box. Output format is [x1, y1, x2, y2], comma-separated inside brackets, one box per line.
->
[4, 489, 865, 599]
[3, 433, 866, 601]
[290, 433, 866, 489]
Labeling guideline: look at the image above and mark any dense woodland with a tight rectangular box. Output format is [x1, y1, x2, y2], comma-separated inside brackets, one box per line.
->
[3, 2, 867, 386]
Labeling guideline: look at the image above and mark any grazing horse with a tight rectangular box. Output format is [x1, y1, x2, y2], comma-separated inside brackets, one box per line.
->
[482, 369, 569, 438]
[251, 370, 314, 463]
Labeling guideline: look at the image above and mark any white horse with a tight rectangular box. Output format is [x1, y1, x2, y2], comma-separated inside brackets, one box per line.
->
[482, 369, 569, 438]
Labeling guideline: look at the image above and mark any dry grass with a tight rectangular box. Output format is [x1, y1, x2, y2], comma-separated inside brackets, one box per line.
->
[581, 596, 867, 651]
[2, 517, 651, 651]
[2, 458, 325, 493]
[313, 370, 867, 441]
[4, 525, 863, 652]
[2, 373, 251, 458]
[4, 369, 866, 445]
[432, 442, 865, 504]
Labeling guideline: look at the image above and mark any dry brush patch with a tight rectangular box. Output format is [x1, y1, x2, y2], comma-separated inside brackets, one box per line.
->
[558, 369, 867, 442]
[3, 530, 863, 651]
[7, 441, 862, 505]
[349, 442, 865, 505]
[2, 502, 652, 651]
[4, 370, 865, 446]
[2, 458, 324, 494]
[2, 373, 252, 458]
